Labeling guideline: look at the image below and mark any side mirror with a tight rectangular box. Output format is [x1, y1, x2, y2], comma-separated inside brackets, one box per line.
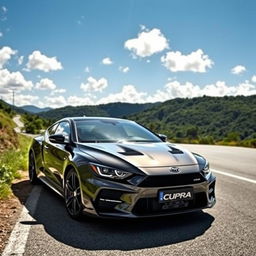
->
[49, 134, 68, 144]
[158, 134, 167, 142]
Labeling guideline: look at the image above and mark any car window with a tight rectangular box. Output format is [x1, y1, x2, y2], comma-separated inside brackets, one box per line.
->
[48, 123, 59, 135]
[55, 121, 71, 137]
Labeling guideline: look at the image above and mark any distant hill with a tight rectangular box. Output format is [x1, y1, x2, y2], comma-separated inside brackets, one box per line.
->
[21, 105, 52, 113]
[128, 95, 256, 145]
[39, 102, 158, 120]
[0, 100, 26, 114]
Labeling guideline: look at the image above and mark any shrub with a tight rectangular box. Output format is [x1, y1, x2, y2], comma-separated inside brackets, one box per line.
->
[199, 136, 215, 144]
[0, 134, 32, 198]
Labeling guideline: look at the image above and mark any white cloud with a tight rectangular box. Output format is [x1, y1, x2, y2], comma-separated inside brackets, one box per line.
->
[97, 85, 147, 104]
[0, 69, 33, 92]
[98, 80, 256, 105]
[161, 49, 213, 72]
[80, 76, 108, 92]
[0, 93, 39, 106]
[44, 95, 66, 108]
[35, 78, 57, 90]
[251, 75, 256, 83]
[150, 80, 256, 101]
[0, 46, 17, 68]
[26, 50, 63, 72]
[2, 6, 7, 13]
[18, 56, 24, 65]
[0, 32, 3, 37]
[50, 88, 66, 95]
[19, 78, 256, 108]
[124, 28, 169, 58]
[7, 78, 255, 108]
[102, 57, 113, 65]
[14, 94, 39, 106]
[84, 66, 90, 73]
[42, 95, 95, 108]
[140, 24, 146, 30]
[0, 87, 9, 94]
[1, 7, 7, 22]
[76, 15, 85, 25]
[119, 66, 130, 73]
[231, 65, 246, 75]
[67, 95, 94, 106]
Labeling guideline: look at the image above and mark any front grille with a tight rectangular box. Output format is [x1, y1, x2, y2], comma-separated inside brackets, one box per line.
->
[132, 192, 207, 216]
[138, 173, 206, 187]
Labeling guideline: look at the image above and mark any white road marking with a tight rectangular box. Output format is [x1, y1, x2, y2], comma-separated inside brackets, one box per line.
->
[2, 186, 42, 256]
[212, 169, 256, 184]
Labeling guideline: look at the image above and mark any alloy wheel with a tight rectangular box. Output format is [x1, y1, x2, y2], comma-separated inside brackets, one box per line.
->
[64, 169, 83, 218]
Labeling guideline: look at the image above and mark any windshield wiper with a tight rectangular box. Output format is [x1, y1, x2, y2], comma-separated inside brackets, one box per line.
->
[125, 140, 159, 142]
[79, 140, 118, 143]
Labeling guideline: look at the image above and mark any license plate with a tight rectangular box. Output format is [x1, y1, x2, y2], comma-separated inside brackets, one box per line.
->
[159, 188, 193, 203]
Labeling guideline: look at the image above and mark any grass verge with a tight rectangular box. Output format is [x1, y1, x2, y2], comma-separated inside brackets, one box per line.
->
[0, 134, 32, 199]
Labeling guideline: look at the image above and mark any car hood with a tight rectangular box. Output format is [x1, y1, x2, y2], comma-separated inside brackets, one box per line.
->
[78, 142, 198, 169]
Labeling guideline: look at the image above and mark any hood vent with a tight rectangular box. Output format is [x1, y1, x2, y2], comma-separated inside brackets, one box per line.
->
[168, 146, 184, 154]
[118, 145, 144, 156]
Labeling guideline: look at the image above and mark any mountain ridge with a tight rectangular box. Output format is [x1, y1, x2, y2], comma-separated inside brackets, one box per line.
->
[20, 105, 52, 113]
[38, 102, 158, 120]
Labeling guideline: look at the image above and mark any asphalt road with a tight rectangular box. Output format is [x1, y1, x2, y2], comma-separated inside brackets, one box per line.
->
[5, 144, 256, 256]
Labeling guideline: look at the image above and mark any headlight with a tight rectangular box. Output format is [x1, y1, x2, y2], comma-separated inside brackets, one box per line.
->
[201, 162, 211, 177]
[193, 153, 211, 178]
[90, 163, 132, 180]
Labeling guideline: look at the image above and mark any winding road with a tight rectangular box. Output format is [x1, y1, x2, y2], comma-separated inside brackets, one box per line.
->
[2, 131, 256, 255]
[13, 115, 39, 138]
[13, 115, 24, 133]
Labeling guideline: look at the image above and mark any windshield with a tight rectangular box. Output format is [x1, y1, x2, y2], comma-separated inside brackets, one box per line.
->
[75, 119, 161, 143]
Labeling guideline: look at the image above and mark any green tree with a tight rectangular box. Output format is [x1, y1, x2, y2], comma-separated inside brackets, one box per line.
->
[186, 126, 198, 139]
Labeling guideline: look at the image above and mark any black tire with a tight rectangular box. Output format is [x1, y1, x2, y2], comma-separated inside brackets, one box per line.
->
[64, 169, 83, 220]
[28, 151, 39, 184]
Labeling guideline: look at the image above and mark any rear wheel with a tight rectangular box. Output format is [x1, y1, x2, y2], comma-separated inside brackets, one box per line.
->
[64, 169, 83, 220]
[28, 152, 39, 184]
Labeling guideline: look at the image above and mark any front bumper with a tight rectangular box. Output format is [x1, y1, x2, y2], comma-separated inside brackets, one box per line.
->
[80, 173, 216, 218]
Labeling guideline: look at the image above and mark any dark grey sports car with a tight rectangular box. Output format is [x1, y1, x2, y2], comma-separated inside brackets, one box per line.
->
[29, 117, 216, 219]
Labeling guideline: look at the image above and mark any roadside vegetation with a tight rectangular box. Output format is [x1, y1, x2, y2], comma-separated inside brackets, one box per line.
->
[0, 134, 32, 198]
[22, 112, 52, 134]
[129, 95, 256, 148]
[0, 103, 32, 199]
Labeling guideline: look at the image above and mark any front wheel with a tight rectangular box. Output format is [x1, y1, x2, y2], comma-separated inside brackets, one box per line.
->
[64, 169, 83, 220]
[28, 152, 39, 184]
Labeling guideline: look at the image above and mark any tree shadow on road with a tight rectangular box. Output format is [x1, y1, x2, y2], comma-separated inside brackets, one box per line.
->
[24, 185, 215, 251]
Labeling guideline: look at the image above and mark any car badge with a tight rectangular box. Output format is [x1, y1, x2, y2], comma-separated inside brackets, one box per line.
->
[170, 167, 180, 173]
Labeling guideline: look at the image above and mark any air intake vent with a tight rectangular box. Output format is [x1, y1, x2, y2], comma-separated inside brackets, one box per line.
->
[118, 145, 144, 156]
[138, 172, 205, 187]
[168, 146, 184, 154]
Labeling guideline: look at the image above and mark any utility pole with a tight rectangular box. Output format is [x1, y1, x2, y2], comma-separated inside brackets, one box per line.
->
[12, 90, 15, 107]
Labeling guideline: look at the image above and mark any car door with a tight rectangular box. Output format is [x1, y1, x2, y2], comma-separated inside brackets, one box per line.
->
[41, 123, 59, 179]
[43, 121, 71, 190]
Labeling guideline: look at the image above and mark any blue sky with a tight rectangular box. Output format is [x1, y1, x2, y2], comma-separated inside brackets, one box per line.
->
[0, 0, 256, 107]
